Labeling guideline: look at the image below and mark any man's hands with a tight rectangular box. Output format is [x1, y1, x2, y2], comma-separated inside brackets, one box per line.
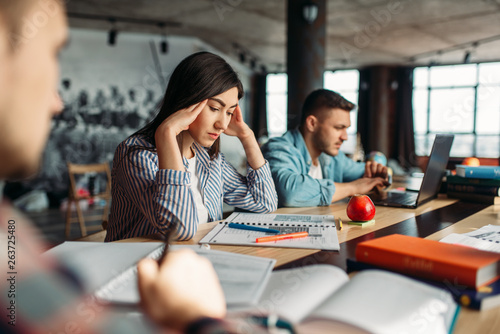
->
[332, 177, 388, 203]
[331, 161, 390, 203]
[137, 249, 226, 331]
[349, 177, 388, 194]
[364, 160, 388, 179]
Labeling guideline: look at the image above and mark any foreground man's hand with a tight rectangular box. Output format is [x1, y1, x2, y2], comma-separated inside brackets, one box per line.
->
[137, 248, 226, 331]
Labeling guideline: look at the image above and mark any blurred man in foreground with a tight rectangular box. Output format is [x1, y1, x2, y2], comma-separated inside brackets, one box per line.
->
[0, 1, 268, 333]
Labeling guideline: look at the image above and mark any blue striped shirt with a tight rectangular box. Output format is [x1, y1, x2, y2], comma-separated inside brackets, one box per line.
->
[105, 136, 278, 241]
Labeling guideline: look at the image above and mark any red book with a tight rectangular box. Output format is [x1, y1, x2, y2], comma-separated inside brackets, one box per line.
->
[355, 234, 500, 289]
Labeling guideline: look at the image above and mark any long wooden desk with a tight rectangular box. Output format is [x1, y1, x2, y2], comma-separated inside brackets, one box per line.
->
[174, 195, 487, 269]
[191, 198, 498, 334]
[80, 195, 500, 333]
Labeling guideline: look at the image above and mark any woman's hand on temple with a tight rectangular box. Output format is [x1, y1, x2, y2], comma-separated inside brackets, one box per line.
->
[224, 105, 253, 140]
[155, 99, 208, 141]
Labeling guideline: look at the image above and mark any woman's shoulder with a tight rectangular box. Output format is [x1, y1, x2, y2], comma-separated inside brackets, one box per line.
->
[121, 135, 154, 149]
[114, 135, 157, 164]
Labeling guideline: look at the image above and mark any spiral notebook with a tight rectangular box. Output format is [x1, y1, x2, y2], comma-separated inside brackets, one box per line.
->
[199, 212, 340, 251]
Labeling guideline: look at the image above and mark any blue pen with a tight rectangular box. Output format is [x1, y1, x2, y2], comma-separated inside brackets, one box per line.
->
[228, 223, 280, 234]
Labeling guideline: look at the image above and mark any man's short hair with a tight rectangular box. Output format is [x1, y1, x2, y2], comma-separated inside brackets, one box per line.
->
[300, 89, 356, 125]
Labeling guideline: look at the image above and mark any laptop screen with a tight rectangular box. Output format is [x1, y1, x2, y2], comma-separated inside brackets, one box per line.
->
[416, 134, 454, 205]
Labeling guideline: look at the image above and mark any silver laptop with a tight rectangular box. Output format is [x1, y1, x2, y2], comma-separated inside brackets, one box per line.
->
[370, 134, 454, 209]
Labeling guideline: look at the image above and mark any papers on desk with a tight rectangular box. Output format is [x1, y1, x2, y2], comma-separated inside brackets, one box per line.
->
[440, 224, 500, 253]
[199, 212, 340, 251]
[45, 242, 275, 307]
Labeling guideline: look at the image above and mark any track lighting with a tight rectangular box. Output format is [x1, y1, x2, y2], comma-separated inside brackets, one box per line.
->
[463, 51, 471, 64]
[250, 58, 256, 70]
[239, 52, 246, 63]
[160, 40, 168, 54]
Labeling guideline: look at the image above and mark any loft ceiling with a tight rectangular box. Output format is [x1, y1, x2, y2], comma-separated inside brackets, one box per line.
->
[66, 0, 500, 71]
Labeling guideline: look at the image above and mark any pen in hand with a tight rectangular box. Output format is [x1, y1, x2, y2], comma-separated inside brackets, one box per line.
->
[157, 227, 175, 265]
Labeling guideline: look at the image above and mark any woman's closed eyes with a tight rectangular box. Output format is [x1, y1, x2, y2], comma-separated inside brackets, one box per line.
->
[210, 105, 234, 117]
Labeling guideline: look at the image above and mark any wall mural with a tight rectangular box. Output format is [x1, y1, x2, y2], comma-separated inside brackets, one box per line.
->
[8, 79, 163, 207]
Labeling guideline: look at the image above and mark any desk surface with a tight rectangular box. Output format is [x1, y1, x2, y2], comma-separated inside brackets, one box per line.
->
[79, 195, 500, 333]
[179, 195, 489, 269]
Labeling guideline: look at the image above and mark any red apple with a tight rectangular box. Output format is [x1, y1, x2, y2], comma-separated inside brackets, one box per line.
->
[346, 194, 376, 221]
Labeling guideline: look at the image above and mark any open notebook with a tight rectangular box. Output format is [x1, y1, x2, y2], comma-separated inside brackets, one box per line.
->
[44, 242, 275, 307]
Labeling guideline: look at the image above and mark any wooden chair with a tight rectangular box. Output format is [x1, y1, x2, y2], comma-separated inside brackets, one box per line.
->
[65, 162, 112, 239]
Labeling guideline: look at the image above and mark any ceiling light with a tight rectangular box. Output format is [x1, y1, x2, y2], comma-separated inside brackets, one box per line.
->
[158, 23, 168, 55]
[108, 18, 117, 46]
[302, 2, 319, 25]
[463, 51, 471, 64]
[108, 29, 117, 46]
[239, 52, 246, 63]
[250, 58, 256, 70]
[160, 39, 168, 54]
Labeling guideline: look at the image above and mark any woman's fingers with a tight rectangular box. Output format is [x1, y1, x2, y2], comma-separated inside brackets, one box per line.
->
[195, 99, 208, 113]
[234, 105, 243, 122]
[188, 99, 208, 114]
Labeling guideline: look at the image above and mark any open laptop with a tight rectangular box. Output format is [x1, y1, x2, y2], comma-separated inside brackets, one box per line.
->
[370, 134, 454, 208]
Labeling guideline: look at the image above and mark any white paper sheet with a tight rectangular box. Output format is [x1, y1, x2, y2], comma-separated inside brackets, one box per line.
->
[440, 224, 500, 253]
[199, 212, 339, 251]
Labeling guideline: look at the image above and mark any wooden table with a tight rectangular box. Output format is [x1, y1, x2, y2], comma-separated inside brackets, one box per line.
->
[79, 195, 500, 333]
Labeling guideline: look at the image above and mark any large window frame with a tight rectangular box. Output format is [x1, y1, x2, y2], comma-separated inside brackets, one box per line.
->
[413, 62, 500, 158]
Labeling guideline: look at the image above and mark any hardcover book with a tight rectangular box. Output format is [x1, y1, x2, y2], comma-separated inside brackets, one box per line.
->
[347, 259, 500, 311]
[447, 175, 500, 187]
[355, 234, 500, 289]
[456, 165, 500, 180]
[447, 191, 500, 205]
[447, 183, 500, 196]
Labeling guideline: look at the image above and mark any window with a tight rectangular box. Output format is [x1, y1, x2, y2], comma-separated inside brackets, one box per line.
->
[413, 62, 500, 157]
[266, 73, 288, 138]
[266, 70, 360, 154]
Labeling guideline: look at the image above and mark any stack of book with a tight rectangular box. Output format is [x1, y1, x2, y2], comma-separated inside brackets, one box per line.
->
[446, 165, 500, 204]
[351, 234, 500, 311]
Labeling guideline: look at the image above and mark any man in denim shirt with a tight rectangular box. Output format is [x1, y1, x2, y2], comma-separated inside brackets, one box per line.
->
[262, 89, 388, 207]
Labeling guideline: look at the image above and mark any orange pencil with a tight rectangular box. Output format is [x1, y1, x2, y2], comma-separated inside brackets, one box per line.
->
[256, 231, 309, 243]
